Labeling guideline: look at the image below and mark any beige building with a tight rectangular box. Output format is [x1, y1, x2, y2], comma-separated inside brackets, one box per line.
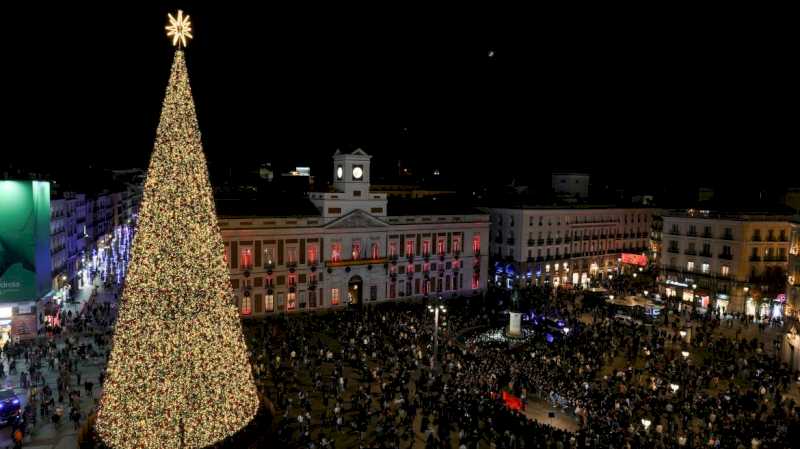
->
[218, 150, 490, 316]
[660, 210, 792, 316]
[788, 220, 800, 318]
[489, 206, 655, 287]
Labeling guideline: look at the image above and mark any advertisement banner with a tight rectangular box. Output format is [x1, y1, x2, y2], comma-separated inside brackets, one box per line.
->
[0, 181, 51, 302]
[621, 253, 647, 267]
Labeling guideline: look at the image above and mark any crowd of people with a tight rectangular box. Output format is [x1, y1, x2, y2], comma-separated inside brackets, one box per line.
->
[0, 275, 118, 448]
[240, 286, 799, 449]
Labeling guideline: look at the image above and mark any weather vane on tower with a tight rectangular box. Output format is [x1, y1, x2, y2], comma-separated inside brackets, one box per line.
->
[165, 10, 193, 48]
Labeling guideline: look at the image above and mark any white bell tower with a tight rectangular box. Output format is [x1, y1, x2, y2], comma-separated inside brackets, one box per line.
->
[332, 148, 371, 196]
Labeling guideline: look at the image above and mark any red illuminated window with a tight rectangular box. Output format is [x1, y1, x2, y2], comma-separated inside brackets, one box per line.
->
[423, 262, 430, 272]
[223, 246, 230, 266]
[241, 296, 252, 315]
[371, 243, 380, 259]
[437, 239, 445, 255]
[287, 292, 297, 310]
[472, 235, 481, 254]
[308, 246, 317, 265]
[472, 272, 480, 289]
[352, 241, 361, 260]
[407, 264, 415, 273]
[288, 274, 296, 286]
[406, 240, 415, 257]
[331, 243, 342, 262]
[389, 283, 396, 298]
[422, 240, 431, 257]
[389, 242, 398, 257]
[240, 248, 253, 269]
[453, 237, 461, 253]
[452, 260, 460, 269]
[331, 288, 340, 305]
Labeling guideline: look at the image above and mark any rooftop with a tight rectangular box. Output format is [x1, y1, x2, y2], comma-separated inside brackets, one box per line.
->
[215, 197, 321, 218]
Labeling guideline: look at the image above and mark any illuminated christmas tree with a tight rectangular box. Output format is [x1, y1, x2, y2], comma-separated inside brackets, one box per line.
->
[96, 11, 258, 449]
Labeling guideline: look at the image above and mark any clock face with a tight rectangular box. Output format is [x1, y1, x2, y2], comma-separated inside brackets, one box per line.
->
[336, 166, 343, 179]
[352, 166, 363, 180]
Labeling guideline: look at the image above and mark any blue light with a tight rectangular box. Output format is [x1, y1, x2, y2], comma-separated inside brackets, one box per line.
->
[546, 333, 554, 343]
[11, 399, 19, 405]
[557, 320, 565, 328]
[536, 271, 542, 278]
[505, 264, 515, 275]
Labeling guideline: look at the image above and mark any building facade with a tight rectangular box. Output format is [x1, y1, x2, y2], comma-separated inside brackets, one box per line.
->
[219, 150, 490, 316]
[788, 220, 800, 318]
[49, 186, 141, 300]
[659, 210, 792, 316]
[488, 207, 655, 288]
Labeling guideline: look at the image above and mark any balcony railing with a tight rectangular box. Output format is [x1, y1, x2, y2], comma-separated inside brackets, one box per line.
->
[527, 239, 535, 246]
[546, 239, 553, 245]
[699, 252, 712, 258]
[718, 253, 733, 260]
[667, 247, 679, 254]
[721, 234, 734, 240]
[751, 236, 761, 242]
[684, 250, 697, 256]
[326, 257, 388, 268]
[686, 231, 697, 237]
[537, 239, 545, 245]
[749, 256, 761, 262]
[702, 232, 713, 238]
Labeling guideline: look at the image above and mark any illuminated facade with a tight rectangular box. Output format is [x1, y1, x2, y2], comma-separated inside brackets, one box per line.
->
[488, 206, 655, 287]
[659, 210, 793, 316]
[219, 150, 490, 315]
[788, 220, 800, 318]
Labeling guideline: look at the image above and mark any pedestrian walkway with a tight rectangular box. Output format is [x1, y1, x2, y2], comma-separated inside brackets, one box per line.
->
[0, 281, 117, 449]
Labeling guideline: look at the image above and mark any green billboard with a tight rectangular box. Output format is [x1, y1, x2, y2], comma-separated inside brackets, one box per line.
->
[0, 180, 51, 302]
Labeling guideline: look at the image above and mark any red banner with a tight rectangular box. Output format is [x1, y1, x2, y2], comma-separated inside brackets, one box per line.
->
[621, 253, 647, 267]
[502, 391, 522, 411]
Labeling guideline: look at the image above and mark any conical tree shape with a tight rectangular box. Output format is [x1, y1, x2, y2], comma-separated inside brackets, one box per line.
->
[96, 50, 259, 449]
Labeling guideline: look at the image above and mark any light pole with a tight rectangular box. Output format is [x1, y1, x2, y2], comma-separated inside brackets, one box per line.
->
[428, 298, 446, 370]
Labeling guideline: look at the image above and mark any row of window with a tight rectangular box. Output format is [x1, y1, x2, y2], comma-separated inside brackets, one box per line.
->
[668, 258, 731, 277]
[667, 241, 788, 260]
[228, 236, 481, 269]
[496, 214, 649, 227]
[239, 272, 481, 314]
[667, 224, 788, 241]
[501, 240, 647, 259]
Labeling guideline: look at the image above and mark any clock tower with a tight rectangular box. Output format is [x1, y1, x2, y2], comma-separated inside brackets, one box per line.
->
[332, 148, 371, 196]
[310, 148, 387, 221]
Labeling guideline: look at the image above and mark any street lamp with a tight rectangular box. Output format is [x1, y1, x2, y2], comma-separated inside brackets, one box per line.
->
[669, 383, 680, 393]
[681, 350, 690, 359]
[429, 298, 446, 370]
[641, 418, 652, 431]
[679, 330, 687, 338]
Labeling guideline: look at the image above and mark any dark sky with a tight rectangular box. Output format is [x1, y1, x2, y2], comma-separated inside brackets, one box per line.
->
[3, 4, 797, 190]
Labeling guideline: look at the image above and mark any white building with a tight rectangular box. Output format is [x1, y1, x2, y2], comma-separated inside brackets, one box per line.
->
[489, 206, 655, 288]
[219, 149, 490, 315]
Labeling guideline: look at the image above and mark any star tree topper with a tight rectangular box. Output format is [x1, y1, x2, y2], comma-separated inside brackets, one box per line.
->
[166, 10, 193, 48]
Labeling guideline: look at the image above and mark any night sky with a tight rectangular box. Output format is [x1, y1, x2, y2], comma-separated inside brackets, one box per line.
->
[4, 5, 797, 191]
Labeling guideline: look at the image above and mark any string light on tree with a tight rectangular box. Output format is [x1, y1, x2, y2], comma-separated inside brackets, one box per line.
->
[96, 11, 258, 449]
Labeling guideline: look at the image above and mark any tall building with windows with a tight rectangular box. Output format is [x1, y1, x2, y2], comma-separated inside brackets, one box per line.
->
[788, 220, 800, 318]
[488, 206, 655, 287]
[660, 210, 792, 317]
[219, 149, 490, 316]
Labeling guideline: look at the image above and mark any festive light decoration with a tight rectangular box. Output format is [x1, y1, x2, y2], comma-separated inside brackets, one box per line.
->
[95, 46, 258, 448]
[166, 10, 193, 48]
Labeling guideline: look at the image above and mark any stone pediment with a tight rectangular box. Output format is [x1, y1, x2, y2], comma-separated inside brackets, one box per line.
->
[325, 209, 387, 229]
